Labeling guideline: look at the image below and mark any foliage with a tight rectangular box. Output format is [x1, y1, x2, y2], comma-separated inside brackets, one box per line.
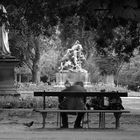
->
[85, 53, 100, 83]
[1, 1, 61, 83]
[0, 95, 58, 109]
[1, 0, 140, 84]
[3, 0, 140, 56]
[15, 65, 31, 74]
[40, 48, 61, 79]
[91, 20, 140, 81]
[10, 27, 61, 83]
[59, 14, 97, 58]
[95, 56, 118, 75]
[17, 82, 127, 93]
[57, 1, 140, 78]
[118, 55, 140, 91]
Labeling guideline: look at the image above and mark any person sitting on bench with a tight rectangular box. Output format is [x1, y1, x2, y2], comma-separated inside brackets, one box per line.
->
[59, 81, 87, 128]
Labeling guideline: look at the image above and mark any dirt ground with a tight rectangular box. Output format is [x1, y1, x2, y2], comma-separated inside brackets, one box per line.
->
[0, 97, 140, 140]
[0, 124, 140, 140]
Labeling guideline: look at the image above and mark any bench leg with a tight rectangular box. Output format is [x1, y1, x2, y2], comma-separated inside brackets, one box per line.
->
[114, 113, 121, 129]
[99, 113, 105, 128]
[41, 113, 47, 128]
[81, 113, 89, 128]
[87, 113, 89, 128]
[56, 112, 61, 127]
[57, 112, 59, 126]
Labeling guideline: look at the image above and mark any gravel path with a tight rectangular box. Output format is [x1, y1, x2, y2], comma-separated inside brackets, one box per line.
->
[0, 124, 140, 140]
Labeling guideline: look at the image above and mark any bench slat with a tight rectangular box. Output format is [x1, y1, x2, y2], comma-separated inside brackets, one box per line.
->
[34, 109, 130, 129]
[34, 91, 128, 97]
[34, 109, 130, 113]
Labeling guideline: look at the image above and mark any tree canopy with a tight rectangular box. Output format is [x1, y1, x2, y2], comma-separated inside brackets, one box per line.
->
[1, 0, 140, 83]
[2, 0, 140, 49]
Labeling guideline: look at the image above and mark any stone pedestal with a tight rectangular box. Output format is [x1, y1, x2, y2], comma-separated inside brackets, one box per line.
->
[0, 58, 19, 96]
[56, 71, 91, 86]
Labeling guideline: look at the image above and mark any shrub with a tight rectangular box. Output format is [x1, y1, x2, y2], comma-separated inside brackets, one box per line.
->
[0, 95, 58, 109]
[2, 82, 126, 109]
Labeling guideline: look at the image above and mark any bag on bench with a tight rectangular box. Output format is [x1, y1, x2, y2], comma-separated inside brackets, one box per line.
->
[109, 96, 124, 110]
[86, 97, 108, 110]
[86, 96, 124, 110]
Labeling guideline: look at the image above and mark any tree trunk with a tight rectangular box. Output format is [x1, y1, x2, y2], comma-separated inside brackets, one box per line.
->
[31, 36, 41, 84]
[32, 66, 40, 84]
[115, 60, 124, 87]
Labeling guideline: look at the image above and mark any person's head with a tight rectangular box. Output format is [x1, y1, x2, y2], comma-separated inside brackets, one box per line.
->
[74, 81, 84, 87]
[64, 80, 71, 88]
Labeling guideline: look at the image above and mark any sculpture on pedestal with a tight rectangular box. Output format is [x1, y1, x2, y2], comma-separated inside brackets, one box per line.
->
[59, 40, 87, 73]
[0, 4, 10, 57]
[56, 40, 90, 86]
[0, 4, 19, 96]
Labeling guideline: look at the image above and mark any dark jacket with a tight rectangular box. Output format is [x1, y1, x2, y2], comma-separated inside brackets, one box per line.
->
[59, 85, 86, 110]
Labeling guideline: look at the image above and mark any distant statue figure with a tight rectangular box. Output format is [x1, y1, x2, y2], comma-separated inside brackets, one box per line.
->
[0, 4, 10, 57]
[59, 40, 87, 73]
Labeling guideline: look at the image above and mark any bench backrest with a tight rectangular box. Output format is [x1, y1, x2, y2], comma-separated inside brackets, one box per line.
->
[34, 91, 128, 109]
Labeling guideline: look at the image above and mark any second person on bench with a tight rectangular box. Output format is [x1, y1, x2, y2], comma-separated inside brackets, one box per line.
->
[59, 81, 87, 128]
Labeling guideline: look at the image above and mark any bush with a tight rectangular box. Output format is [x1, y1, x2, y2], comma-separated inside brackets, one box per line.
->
[0, 96, 20, 108]
[5, 82, 127, 109]
[0, 95, 58, 109]
[17, 82, 64, 91]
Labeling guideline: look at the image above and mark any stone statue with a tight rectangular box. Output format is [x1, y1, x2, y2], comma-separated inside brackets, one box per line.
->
[59, 40, 87, 73]
[0, 4, 10, 57]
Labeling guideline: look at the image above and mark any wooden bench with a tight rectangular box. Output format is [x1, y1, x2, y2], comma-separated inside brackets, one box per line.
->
[34, 91, 130, 129]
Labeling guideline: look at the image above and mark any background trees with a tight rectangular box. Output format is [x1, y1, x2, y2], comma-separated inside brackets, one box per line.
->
[1, 0, 140, 86]
[3, 0, 60, 83]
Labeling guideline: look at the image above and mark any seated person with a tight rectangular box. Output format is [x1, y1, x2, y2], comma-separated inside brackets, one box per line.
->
[59, 81, 86, 128]
[58, 80, 71, 104]
[109, 96, 124, 110]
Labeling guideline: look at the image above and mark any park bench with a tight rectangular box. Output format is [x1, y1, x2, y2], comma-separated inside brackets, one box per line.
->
[34, 91, 130, 129]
